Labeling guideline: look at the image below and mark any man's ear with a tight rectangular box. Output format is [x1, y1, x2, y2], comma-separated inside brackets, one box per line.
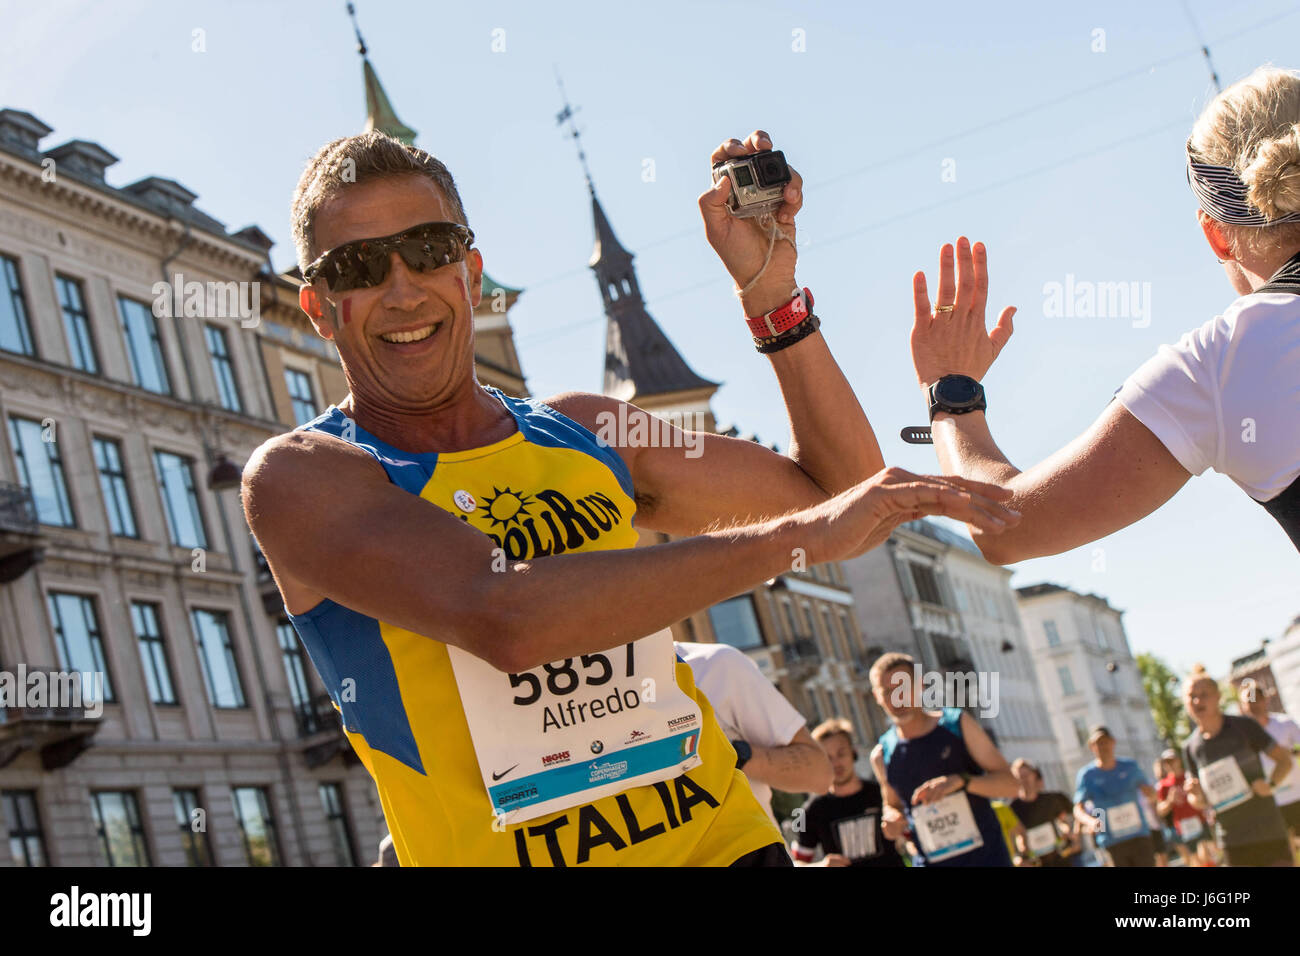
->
[467, 248, 484, 309]
[299, 284, 336, 341]
[1197, 210, 1235, 261]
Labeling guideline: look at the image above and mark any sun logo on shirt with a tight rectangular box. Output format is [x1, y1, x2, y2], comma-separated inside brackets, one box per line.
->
[480, 487, 533, 529]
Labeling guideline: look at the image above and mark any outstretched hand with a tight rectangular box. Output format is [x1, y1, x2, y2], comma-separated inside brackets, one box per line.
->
[805, 466, 1020, 565]
[910, 237, 1016, 387]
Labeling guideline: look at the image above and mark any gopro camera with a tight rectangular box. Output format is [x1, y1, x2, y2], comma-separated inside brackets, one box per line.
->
[711, 149, 792, 219]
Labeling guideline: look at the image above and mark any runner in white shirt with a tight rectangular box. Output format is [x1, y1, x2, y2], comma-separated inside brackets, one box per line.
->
[905, 65, 1300, 560]
[676, 641, 831, 827]
[1239, 685, 1300, 852]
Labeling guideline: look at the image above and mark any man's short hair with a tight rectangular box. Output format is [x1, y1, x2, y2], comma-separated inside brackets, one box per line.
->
[812, 717, 854, 750]
[291, 131, 471, 274]
[869, 651, 915, 690]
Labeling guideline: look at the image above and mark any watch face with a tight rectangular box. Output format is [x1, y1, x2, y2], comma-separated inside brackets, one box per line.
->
[936, 376, 981, 406]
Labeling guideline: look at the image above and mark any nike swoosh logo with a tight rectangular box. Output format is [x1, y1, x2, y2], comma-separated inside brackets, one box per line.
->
[492, 764, 519, 781]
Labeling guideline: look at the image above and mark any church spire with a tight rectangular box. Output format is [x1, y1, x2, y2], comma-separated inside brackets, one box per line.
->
[555, 77, 719, 408]
[348, 2, 417, 145]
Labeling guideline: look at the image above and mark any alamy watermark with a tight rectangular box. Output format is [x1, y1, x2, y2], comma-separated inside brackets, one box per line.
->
[1042, 274, 1151, 328]
[152, 272, 260, 328]
[887, 664, 1000, 719]
[0, 666, 104, 719]
[593, 407, 707, 459]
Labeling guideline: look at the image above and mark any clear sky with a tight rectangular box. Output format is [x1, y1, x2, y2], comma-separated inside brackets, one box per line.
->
[5, 0, 1297, 679]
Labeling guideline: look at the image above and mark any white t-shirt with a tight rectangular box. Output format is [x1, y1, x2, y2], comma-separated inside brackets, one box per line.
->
[1263, 713, 1300, 808]
[1114, 293, 1300, 503]
[677, 641, 808, 825]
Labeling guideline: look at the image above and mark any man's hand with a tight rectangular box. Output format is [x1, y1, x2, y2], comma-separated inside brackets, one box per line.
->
[911, 775, 956, 806]
[797, 467, 1020, 565]
[881, 805, 908, 841]
[1251, 778, 1274, 799]
[910, 236, 1016, 387]
[699, 129, 802, 316]
[816, 853, 851, 867]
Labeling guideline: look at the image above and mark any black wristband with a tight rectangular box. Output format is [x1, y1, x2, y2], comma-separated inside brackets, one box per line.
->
[731, 739, 753, 770]
[754, 312, 820, 354]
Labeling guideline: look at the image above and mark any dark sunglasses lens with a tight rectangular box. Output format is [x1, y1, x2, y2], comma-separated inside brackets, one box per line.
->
[397, 234, 467, 273]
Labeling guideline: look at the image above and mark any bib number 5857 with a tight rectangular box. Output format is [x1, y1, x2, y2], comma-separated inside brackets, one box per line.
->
[507, 643, 636, 705]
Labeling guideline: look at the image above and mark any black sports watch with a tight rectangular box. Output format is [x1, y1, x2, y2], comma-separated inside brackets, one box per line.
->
[927, 375, 987, 422]
[731, 739, 753, 771]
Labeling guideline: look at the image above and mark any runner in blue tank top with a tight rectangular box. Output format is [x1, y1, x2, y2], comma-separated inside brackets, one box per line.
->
[869, 653, 1016, 866]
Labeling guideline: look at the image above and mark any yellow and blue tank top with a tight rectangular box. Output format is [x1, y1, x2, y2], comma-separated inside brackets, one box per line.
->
[285, 386, 779, 865]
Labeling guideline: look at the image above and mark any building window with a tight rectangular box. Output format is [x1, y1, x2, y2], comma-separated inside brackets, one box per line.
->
[782, 601, 801, 638]
[278, 620, 314, 729]
[1058, 665, 1077, 697]
[837, 609, 856, 654]
[0, 254, 35, 356]
[319, 783, 358, 867]
[805, 686, 824, 726]
[1072, 715, 1089, 748]
[284, 368, 318, 426]
[2, 790, 48, 866]
[909, 562, 943, 605]
[93, 436, 137, 537]
[154, 450, 207, 549]
[9, 416, 76, 527]
[1044, 620, 1061, 647]
[231, 787, 282, 866]
[90, 791, 150, 866]
[204, 324, 243, 412]
[821, 606, 841, 659]
[707, 595, 763, 651]
[55, 274, 99, 373]
[118, 297, 171, 394]
[191, 609, 245, 708]
[1094, 619, 1110, 650]
[171, 789, 213, 866]
[132, 602, 177, 705]
[46, 592, 113, 701]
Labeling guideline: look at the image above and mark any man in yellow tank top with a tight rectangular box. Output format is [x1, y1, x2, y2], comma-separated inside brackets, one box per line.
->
[244, 128, 1019, 866]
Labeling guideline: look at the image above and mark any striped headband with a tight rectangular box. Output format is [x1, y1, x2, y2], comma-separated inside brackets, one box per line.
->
[1186, 140, 1300, 226]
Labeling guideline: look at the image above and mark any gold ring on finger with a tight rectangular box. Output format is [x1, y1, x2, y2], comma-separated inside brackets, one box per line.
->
[934, 305, 955, 313]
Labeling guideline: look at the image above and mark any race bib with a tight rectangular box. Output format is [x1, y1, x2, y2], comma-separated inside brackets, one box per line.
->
[1104, 801, 1142, 840]
[1175, 815, 1204, 841]
[834, 813, 879, 861]
[913, 793, 983, 863]
[448, 629, 703, 824]
[1199, 756, 1251, 812]
[1026, 820, 1061, 857]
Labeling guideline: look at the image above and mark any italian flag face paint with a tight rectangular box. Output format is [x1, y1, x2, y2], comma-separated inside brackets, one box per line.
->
[341, 297, 352, 326]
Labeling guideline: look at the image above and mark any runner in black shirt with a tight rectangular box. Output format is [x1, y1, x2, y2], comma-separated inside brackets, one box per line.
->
[791, 718, 904, 867]
[1182, 667, 1295, 867]
[1009, 758, 1077, 867]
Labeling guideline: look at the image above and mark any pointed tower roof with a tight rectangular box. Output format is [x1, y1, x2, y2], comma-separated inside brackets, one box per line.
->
[589, 192, 719, 403]
[588, 192, 633, 269]
[362, 57, 417, 145]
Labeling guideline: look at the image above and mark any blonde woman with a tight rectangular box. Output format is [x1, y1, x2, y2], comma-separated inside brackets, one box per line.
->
[908, 66, 1300, 559]
[1182, 666, 1294, 866]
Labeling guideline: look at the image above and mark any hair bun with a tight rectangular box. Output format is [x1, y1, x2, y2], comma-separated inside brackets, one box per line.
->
[1243, 123, 1300, 219]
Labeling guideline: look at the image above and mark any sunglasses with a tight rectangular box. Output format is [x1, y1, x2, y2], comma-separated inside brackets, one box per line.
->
[302, 221, 475, 292]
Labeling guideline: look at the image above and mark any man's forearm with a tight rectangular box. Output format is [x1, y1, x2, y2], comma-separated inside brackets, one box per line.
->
[744, 741, 832, 794]
[769, 331, 883, 492]
[966, 769, 1019, 801]
[478, 512, 807, 671]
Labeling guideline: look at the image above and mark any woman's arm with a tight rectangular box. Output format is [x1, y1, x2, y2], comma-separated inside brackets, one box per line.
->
[911, 238, 1192, 564]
